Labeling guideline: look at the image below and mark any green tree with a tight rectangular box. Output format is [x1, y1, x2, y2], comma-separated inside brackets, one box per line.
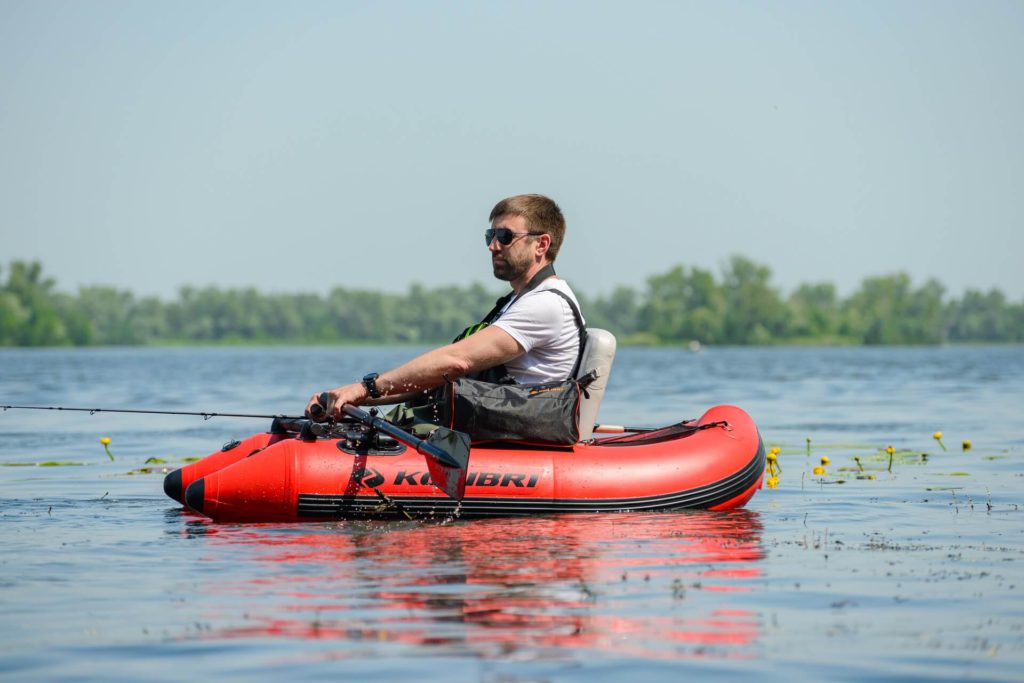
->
[589, 285, 641, 338]
[74, 286, 139, 344]
[638, 265, 725, 344]
[787, 282, 840, 340]
[3, 261, 69, 345]
[841, 273, 946, 344]
[947, 289, 1016, 342]
[720, 255, 789, 344]
[0, 283, 29, 346]
[327, 287, 398, 342]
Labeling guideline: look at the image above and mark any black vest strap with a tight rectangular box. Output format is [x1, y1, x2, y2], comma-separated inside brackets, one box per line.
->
[546, 289, 588, 379]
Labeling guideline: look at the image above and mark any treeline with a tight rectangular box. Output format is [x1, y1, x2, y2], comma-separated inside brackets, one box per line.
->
[2, 257, 1021, 347]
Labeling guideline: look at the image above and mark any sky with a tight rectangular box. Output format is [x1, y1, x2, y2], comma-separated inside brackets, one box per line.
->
[2, 1, 1022, 302]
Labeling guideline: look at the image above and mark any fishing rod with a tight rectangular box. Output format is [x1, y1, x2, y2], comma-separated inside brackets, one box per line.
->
[2, 404, 659, 434]
[1, 404, 306, 421]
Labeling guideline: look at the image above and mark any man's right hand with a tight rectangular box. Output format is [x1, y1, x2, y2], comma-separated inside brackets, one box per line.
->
[305, 382, 369, 421]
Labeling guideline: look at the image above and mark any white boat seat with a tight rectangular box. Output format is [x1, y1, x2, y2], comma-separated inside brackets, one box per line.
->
[576, 328, 617, 441]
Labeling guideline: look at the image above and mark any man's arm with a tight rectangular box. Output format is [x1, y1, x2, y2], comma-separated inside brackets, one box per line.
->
[305, 326, 524, 419]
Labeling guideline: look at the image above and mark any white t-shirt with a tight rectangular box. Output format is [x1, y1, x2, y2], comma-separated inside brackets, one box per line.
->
[491, 277, 585, 384]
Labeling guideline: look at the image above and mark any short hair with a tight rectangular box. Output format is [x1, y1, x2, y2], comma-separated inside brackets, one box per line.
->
[489, 194, 566, 263]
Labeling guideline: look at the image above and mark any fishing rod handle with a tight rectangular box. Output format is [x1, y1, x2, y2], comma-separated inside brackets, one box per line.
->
[310, 392, 329, 418]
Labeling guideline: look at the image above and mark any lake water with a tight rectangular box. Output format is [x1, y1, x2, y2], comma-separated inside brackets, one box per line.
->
[1, 345, 1023, 681]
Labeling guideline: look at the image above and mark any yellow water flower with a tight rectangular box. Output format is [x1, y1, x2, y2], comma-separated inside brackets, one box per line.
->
[100, 436, 114, 461]
[813, 466, 825, 475]
[885, 445, 895, 455]
[100, 437, 111, 445]
[766, 451, 777, 463]
[933, 431, 947, 451]
[820, 456, 830, 466]
[962, 439, 972, 451]
[766, 476, 779, 489]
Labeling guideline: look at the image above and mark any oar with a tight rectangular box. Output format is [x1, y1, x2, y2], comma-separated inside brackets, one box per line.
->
[313, 393, 470, 501]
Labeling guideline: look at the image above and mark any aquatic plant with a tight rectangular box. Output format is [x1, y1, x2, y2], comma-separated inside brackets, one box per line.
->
[100, 436, 114, 461]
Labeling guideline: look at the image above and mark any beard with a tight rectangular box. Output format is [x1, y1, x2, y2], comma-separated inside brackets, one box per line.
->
[491, 248, 532, 282]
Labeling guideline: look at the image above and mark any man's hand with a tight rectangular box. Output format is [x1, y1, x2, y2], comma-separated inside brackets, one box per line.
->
[305, 382, 369, 421]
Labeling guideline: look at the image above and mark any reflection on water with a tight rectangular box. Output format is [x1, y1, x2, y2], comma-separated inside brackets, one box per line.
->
[182, 511, 764, 661]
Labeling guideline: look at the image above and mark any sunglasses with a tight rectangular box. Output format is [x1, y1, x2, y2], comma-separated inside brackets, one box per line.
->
[485, 228, 545, 246]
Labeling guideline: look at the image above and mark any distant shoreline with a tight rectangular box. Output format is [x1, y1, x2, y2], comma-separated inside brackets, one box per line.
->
[3, 258, 1022, 348]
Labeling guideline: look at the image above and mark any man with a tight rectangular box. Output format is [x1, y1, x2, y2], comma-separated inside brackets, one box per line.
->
[306, 194, 585, 420]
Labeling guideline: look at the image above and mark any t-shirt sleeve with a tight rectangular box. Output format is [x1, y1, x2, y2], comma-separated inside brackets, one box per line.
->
[491, 291, 566, 353]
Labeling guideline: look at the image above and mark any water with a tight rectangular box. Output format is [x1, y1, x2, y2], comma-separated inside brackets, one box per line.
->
[1, 345, 1023, 681]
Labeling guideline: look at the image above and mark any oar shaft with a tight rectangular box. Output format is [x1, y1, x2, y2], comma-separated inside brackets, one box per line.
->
[341, 404, 458, 468]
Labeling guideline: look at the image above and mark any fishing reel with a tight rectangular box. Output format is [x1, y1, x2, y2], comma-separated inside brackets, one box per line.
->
[334, 413, 405, 456]
[273, 408, 404, 455]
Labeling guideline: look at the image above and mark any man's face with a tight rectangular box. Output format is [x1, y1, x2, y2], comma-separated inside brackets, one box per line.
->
[488, 214, 535, 282]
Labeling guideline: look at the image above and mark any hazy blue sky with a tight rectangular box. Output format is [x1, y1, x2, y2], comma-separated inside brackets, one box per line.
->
[3, 1, 1022, 301]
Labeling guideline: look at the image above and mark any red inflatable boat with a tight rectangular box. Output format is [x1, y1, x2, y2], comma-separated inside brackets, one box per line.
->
[165, 404, 765, 523]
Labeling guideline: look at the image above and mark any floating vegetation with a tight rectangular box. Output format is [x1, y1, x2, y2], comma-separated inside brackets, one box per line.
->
[2, 460, 88, 467]
[100, 436, 114, 461]
[128, 467, 166, 475]
[126, 457, 179, 475]
[764, 427, 998, 509]
[764, 429, 982, 492]
[765, 447, 781, 488]
[3, 452, 185, 474]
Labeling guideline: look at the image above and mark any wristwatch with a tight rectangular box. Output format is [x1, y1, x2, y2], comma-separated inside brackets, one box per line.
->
[362, 372, 382, 399]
